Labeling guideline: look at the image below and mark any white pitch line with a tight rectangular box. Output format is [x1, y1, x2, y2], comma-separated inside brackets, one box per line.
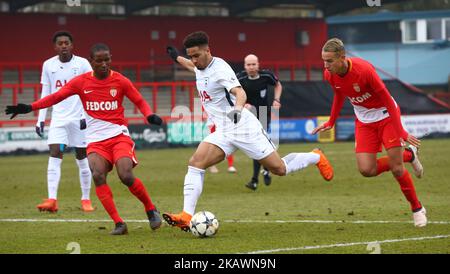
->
[223, 219, 450, 224]
[0, 218, 450, 225]
[242, 234, 450, 254]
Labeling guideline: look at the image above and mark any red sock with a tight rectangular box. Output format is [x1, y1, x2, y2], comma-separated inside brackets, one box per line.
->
[376, 156, 390, 175]
[403, 148, 413, 162]
[376, 149, 414, 175]
[95, 184, 123, 224]
[227, 154, 234, 167]
[395, 169, 421, 211]
[128, 178, 155, 212]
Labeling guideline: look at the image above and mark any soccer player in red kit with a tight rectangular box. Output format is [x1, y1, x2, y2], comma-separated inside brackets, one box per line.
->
[312, 38, 427, 227]
[6, 43, 163, 235]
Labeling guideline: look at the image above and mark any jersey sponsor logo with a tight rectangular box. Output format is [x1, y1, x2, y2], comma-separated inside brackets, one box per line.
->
[110, 88, 117, 97]
[55, 80, 68, 89]
[349, 92, 372, 104]
[85, 101, 118, 111]
[353, 83, 361, 92]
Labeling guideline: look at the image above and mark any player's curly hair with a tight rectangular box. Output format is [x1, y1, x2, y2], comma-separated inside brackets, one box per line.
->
[322, 38, 345, 56]
[183, 31, 209, 49]
[52, 30, 73, 43]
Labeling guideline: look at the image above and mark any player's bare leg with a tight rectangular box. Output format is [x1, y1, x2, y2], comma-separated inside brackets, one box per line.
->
[356, 153, 378, 177]
[386, 147, 426, 227]
[115, 157, 162, 230]
[37, 144, 64, 213]
[356, 149, 426, 227]
[259, 148, 333, 181]
[163, 141, 225, 231]
[375, 147, 423, 178]
[89, 153, 127, 235]
[75, 147, 94, 212]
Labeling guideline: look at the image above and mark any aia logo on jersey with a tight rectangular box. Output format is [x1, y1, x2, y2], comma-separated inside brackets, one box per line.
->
[199, 90, 212, 102]
[55, 80, 67, 89]
[353, 83, 361, 92]
[110, 88, 117, 97]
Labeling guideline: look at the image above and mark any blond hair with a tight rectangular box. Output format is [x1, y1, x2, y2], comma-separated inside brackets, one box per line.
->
[322, 38, 345, 56]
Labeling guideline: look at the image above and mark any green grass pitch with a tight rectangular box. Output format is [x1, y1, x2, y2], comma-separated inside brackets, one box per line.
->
[0, 139, 449, 254]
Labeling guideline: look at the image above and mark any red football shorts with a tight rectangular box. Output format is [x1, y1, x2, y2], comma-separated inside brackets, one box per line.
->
[355, 117, 403, 153]
[87, 134, 138, 170]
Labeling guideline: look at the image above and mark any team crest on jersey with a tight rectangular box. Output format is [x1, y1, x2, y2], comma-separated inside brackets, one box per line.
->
[353, 83, 361, 92]
[110, 88, 117, 97]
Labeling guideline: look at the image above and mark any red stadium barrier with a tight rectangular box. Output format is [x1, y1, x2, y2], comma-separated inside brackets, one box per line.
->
[0, 81, 197, 127]
[0, 60, 324, 88]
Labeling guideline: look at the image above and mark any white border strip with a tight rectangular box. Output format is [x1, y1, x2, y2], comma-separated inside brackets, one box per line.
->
[242, 234, 450, 254]
[0, 218, 450, 224]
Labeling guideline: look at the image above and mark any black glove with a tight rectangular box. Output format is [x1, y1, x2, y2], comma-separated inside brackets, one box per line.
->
[80, 118, 87, 130]
[166, 46, 180, 63]
[227, 109, 242, 124]
[5, 103, 32, 119]
[147, 114, 163, 126]
[36, 121, 45, 138]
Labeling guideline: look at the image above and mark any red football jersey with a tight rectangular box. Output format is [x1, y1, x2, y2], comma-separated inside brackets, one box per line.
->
[324, 57, 408, 139]
[31, 70, 153, 143]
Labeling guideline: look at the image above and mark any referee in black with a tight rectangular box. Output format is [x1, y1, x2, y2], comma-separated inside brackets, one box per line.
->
[237, 54, 283, 191]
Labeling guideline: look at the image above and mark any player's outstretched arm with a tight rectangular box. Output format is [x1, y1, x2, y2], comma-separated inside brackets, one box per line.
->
[312, 90, 345, 135]
[166, 46, 195, 73]
[312, 121, 333, 135]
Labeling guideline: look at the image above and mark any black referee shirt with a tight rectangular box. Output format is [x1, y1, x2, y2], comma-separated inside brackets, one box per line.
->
[236, 69, 279, 108]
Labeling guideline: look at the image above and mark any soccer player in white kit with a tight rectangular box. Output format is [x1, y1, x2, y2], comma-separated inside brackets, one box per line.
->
[35, 31, 94, 212]
[163, 31, 335, 231]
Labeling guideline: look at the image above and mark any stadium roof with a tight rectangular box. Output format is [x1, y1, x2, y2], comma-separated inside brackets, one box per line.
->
[327, 9, 450, 24]
[4, 0, 412, 17]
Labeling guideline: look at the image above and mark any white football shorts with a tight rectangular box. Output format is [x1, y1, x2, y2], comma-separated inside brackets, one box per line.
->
[203, 126, 276, 160]
[47, 120, 87, 148]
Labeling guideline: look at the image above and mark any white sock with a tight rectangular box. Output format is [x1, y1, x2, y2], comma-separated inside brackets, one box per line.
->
[47, 157, 62, 200]
[282, 152, 320, 175]
[183, 166, 205, 216]
[76, 158, 92, 200]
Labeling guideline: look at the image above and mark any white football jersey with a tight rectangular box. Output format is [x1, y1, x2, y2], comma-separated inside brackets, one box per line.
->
[40, 55, 92, 126]
[194, 57, 261, 132]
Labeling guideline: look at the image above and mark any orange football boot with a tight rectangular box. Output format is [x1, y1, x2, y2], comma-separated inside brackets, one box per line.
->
[162, 211, 192, 232]
[312, 148, 334, 181]
[36, 198, 58, 213]
[81, 199, 95, 212]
